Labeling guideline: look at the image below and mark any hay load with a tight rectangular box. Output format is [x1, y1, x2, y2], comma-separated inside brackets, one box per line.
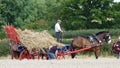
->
[15, 29, 63, 50]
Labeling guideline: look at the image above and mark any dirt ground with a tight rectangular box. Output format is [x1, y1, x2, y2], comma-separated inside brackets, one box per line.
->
[0, 56, 120, 68]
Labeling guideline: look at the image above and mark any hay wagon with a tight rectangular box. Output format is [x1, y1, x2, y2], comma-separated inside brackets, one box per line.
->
[3, 25, 41, 60]
[3, 25, 92, 60]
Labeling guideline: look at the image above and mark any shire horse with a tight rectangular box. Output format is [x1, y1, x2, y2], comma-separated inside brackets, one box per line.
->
[69, 31, 111, 59]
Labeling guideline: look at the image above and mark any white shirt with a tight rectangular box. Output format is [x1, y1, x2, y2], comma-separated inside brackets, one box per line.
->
[55, 23, 62, 32]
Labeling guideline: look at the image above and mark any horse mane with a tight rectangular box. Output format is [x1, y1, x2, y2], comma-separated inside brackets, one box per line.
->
[95, 31, 109, 35]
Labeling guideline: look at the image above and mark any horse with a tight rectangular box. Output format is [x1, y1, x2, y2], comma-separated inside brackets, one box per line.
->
[69, 31, 111, 59]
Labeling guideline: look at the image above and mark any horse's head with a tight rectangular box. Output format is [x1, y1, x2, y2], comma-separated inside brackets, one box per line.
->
[96, 31, 111, 44]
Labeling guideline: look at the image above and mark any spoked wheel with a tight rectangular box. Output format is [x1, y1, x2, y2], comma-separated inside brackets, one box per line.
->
[31, 51, 40, 59]
[11, 51, 20, 59]
[19, 49, 32, 60]
[40, 53, 48, 60]
[37, 52, 40, 59]
[56, 52, 65, 59]
[11, 52, 14, 59]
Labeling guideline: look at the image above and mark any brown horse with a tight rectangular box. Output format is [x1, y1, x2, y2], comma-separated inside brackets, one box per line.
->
[69, 31, 111, 59]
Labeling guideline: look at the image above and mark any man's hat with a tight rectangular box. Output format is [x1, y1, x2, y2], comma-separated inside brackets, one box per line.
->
[57, 19, 62, 22]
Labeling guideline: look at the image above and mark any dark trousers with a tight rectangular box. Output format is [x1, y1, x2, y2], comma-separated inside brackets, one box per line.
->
[116, 52, 120, 59]
[47, 52, 56, 60]
[56, 32, 60, 42]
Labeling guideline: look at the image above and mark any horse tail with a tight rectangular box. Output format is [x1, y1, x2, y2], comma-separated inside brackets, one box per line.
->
[69, 40, 74, 51]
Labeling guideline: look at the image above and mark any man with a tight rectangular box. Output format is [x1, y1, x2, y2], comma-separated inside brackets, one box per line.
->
[47, 43, 62, 60]
[55, 19, 63, 42]
[113, 37, 120, 59]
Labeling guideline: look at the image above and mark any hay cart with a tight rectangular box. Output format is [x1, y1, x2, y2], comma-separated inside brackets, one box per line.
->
[3, 25, 40, 60]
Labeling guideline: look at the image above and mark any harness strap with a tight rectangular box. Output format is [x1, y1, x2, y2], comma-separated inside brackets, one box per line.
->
[93, 35, 103, 46]
[88, 36, 95, 47]
[88, 35, 103, 47]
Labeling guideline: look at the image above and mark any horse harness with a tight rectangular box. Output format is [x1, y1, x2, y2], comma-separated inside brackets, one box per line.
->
[88, 35, 102, 47]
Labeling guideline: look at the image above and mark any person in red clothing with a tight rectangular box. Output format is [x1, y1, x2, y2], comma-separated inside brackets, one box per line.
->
[113, 37, 120, 59]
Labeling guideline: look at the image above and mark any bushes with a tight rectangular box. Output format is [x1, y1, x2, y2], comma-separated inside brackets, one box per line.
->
[100, 43, 114, 56]
[0, 40, 10, 57]
[0, 29, 6, 39]
[49, 29, 120, 39]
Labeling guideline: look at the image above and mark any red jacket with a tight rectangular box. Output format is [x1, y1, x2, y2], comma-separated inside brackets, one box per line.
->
[113, 42, 120, 54]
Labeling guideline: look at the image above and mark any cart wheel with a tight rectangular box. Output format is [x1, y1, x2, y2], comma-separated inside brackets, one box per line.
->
[11, 51, 19, 59]
[31, 52, 40, 59]
[45, 54, 48, 60]
[19, 50, 26, 60]
[56, 53, 65, 59]
[37, 52, 40, 59]
[11, 52, 14, 59]
[19, 49, 32, 60]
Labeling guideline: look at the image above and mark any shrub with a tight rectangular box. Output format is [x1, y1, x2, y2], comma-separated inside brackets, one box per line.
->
[49, 29, 120, 39]
[100, 43, 114, 56]
[0, 29, 6, 39]
[0, 40, 10, 57]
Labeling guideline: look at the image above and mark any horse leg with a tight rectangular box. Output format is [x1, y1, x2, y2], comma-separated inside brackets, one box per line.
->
[71, 53, 76, 58]
[69, 47, 76, 58]
[41, 54, 44, 59]
[93, 47, 100, 59]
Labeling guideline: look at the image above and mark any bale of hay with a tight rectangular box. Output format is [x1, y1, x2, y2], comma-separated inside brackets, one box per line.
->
[15, 29, 63, 50]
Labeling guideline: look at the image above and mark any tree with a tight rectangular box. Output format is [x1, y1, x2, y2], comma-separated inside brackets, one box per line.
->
[111, 2, 120, 28]
[0, 0, 47, 28]
[59, 0, 114, 29]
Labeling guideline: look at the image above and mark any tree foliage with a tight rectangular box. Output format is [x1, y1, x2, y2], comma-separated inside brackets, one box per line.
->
[0, 0, 120, 30]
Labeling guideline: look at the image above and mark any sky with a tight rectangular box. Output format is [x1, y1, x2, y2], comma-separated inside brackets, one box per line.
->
[114, 0, 120, 2]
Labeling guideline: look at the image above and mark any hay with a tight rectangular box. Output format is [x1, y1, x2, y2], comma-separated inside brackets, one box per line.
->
[15, 29, 63, 50]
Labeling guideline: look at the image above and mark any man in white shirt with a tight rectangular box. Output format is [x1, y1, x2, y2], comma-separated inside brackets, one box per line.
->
[55, 20, 63, 42]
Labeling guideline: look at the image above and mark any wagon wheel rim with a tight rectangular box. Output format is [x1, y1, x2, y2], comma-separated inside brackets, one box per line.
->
[19, 50, 29, 60]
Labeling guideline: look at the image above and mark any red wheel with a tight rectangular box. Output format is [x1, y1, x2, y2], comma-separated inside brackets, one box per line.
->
[19, 50, 26, 60]
[11, 52, 14, 59]
[31, 51, 40, 59]
[37, 52, 40, 59]
[19, 49, 32, 60]
[56, 52, 65, 59]
[11, 51, 19, 59]
[45, 54, 48, 60]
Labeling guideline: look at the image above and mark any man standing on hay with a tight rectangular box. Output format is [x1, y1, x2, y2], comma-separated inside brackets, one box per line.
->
[55, 19, 63, 42]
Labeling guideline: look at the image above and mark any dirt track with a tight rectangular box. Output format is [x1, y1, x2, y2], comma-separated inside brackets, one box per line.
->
[0, 58, 120, 68]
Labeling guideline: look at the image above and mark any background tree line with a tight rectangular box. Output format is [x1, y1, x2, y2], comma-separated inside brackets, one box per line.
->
[0, 0, 120, 30]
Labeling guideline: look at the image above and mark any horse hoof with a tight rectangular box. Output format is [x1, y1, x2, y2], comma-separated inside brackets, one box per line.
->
[96, 57, 98, 59]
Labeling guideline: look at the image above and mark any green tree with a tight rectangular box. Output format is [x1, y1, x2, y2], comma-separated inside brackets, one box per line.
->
[59, 0, 114, 30]
[0, 0, 47, 29]
[111, 2, 120, 28]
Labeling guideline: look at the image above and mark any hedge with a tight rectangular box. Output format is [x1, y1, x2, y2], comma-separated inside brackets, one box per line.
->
[49, 29, 120, 39]
[0, 40, 10, 57]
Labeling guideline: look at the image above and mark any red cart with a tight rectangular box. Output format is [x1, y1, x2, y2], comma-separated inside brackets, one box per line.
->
[3, 25, 40, 60]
